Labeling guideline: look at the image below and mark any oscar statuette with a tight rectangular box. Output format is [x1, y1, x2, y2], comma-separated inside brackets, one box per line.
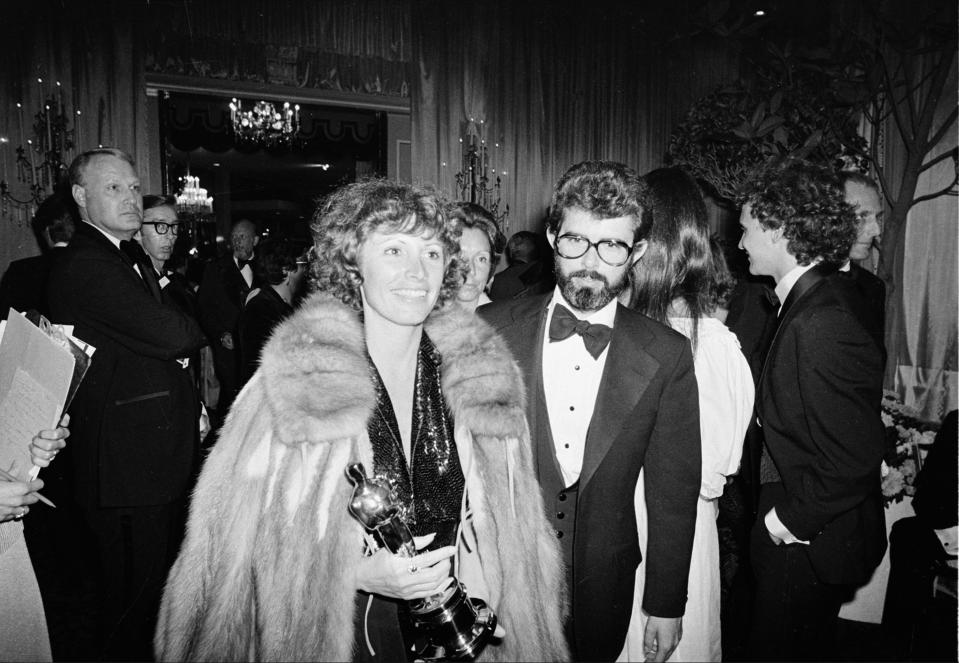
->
[346, 463, 497, 660]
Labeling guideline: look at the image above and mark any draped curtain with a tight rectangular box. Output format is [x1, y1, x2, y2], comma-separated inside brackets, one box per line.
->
[410, 0, 740, 235]
[0, 1, 150, 270]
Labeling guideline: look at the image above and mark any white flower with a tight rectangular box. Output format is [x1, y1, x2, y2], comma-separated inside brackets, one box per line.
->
[882, 466, 905, 497]
[881, 411, 894, 427]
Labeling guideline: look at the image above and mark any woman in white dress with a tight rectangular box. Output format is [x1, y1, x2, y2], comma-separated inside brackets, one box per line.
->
[619, 167, 754, 662]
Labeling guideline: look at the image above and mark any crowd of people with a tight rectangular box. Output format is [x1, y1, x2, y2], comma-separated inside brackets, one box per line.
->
[0, 145, 947, 663]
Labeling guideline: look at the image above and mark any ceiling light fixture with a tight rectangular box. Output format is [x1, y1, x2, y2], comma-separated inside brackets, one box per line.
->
[229, 97, 300, 149]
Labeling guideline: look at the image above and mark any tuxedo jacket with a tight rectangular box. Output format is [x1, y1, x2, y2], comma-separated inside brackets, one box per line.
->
[47, 222, 206, 509]
[480, 295, 701, 660]
[0, 249, 62, 319]
[197, 254, 257, 343]
[758, 263, 886, 585]
[238, 285, 293, 384]
[846, 263, 886, 351]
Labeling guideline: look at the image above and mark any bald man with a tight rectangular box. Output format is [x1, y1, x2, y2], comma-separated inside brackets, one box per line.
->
[840, 172, 886, 352]
[197, 219, 260, 415]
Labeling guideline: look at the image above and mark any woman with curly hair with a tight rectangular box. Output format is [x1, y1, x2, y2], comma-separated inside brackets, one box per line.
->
[156, 179, 567, 662]
[620, 167, 754, 662]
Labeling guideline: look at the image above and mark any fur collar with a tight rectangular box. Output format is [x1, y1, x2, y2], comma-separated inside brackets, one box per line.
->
[259, 293, 528, 446]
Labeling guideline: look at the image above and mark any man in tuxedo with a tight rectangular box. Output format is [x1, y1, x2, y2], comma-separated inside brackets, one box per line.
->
[738, 161, 886, 660]
[480, 161, 701, 662]
[0, 191, 75, 319]
[46, 148, 206, 659]
[197, 218, 259, 414]
[840, 171, 886, 347]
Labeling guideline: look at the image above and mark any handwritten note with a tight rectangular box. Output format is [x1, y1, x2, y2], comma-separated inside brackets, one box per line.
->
[0, 369, 59, 479]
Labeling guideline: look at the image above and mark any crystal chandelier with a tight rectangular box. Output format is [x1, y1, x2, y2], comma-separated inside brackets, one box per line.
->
[175, 174, 213, 217]
[229, 97, 300, 148]
[454, 118, 509, 233]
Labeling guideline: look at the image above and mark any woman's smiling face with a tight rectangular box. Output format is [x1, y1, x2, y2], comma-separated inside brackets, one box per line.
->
[358, 228, 448, 330]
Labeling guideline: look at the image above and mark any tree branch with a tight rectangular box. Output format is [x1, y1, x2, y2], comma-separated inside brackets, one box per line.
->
[925, 107, 958, 153]
[895, 52, 919, 135]
[910, 170, 958, 207]
[878, 50, 912, 144]
[919, 145, 958, 174]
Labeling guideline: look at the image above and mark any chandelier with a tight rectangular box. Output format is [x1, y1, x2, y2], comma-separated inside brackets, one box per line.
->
[454, 118, 509, 233]
[175, 174, 213, 217]
[1, 78, 76, 226]
[229, 97, 300, 148]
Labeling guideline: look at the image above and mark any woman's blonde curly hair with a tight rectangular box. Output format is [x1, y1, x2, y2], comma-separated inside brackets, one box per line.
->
[310, 179, 466, 310]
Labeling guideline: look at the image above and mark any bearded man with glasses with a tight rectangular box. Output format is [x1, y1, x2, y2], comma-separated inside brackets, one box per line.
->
[480, 160, 701, 662]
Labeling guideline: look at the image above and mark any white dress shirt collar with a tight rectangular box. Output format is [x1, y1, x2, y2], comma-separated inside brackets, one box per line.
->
[774, 261, 819, 315]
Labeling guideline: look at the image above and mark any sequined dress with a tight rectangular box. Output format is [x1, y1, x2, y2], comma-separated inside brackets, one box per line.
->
[353, 333, 466, 661]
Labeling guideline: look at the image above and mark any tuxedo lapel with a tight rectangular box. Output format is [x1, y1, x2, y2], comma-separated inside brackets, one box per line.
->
[579, 305, 657, 492]
[759, 262, 836, 394]
[507, 296, 552, 472]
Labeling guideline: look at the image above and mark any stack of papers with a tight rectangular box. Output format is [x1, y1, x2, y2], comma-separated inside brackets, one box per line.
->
[0, 311, 94, 480]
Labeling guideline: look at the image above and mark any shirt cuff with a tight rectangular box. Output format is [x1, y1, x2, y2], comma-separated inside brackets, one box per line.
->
[764, 507, 810, 545]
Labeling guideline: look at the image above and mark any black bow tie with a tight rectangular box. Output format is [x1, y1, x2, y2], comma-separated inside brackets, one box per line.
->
[763, 287, 781, 311]
[237, 258, 250, 270]
[548, 303, 612, 359]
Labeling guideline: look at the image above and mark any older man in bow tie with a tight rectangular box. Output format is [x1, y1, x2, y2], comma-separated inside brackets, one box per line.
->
[480, 160, 701, 662]
[46, 147, 206, 660]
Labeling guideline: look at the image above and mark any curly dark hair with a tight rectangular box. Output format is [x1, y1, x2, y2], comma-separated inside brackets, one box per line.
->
[547, 161, 649, 242]
[630, 167, 734, 348]
[255, 239, 304, 286]
[740, 160, 858, 266]
[310, 179, 464, 310]
[449, 202, 505, 279]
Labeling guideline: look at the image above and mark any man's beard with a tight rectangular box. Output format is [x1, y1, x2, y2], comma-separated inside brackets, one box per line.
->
[555, 265, 629, 312]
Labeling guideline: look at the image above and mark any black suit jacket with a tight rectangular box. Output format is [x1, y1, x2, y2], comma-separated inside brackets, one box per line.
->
[0, 249, 62, 319]
[47, 222, 206, 509]
[238, 285, 293, 384]
[758, 264, 886, 585]
[480, 295, 701, 660]
[197, 254, 256, 343]
[847, 263, 886, 351]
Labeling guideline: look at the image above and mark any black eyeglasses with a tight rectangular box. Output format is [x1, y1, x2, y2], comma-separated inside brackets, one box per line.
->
[555, 233, 635, 266]
[142, 222, 180, 236]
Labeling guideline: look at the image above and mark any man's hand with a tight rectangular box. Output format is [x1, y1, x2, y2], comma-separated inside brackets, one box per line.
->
[220, 332, 234, 350]
[643, 616, 682, 662]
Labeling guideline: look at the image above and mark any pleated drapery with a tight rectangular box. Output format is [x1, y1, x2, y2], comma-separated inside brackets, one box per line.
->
[410, 0, 740, 235]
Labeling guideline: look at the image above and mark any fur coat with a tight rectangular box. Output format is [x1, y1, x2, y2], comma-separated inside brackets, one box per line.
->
[155, 294, 569, 662]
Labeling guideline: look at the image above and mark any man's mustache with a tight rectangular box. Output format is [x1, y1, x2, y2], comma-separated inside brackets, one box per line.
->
[568, 270, 609, 285]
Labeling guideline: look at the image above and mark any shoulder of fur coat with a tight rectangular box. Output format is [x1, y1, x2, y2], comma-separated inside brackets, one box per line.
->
[156, 293, 568, 662]
[259, 292, 528, 446]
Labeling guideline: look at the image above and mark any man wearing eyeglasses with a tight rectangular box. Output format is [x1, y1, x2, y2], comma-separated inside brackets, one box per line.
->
[480, 160, 701, 662]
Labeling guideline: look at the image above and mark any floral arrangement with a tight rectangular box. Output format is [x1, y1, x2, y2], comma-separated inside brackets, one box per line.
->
[880, 391, 939, 507]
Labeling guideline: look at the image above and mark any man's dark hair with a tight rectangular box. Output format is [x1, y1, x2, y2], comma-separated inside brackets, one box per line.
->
[31, 191, 76, 247]
[67, 148, 136, 187]
[741, 160, 858, 266]
[143, 194, 177, 212]
[505, 230, 540, 265]
[255, 239, 304, 286]
[547, 161, 648, 241]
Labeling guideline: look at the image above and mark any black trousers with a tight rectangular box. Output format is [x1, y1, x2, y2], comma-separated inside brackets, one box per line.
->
[85, 501, 187, 661]
[747, 484, 850, 661]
